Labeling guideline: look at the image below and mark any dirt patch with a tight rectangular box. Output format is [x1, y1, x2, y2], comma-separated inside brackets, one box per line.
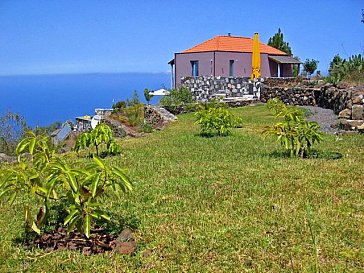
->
[24, 228, 136, 256]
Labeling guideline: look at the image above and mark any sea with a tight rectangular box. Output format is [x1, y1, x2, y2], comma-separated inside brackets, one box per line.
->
[0, 73, 171, 127]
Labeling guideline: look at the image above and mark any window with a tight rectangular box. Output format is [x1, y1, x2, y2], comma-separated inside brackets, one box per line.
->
[229, 60, 234, 77]
[191, 61, 199, 77]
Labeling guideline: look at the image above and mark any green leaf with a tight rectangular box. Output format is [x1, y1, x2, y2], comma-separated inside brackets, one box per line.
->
[93, 209, 110, 221]
[66, 215, 79, 234]
[92, 155, 105, 169]
[16, 138, 30, 155]
[64, 209, 79, 225]
[29, 137, 36, 154]
[67, 172, 78, 193]
[83, 214, 91, 238]
[112, 167, 133, 192]
[8, 191, 16, 205]
[91, 172, 101, 198]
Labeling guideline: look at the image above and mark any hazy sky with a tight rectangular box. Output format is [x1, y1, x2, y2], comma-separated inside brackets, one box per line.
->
[0, 0, 363, 75]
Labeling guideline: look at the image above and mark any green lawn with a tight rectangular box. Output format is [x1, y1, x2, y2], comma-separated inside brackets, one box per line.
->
[1, 105, 363, 272]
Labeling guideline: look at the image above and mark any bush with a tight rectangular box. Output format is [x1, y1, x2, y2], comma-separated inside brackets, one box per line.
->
[112, 100, 127, 112]
[159, 86, 194, 107]
[0, 131, 132, 238]
[194, 100, 241, 136]
[263, 98, 323, 158]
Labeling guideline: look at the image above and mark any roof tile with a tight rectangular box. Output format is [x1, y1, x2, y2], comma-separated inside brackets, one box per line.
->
[183, 35, 287, 55]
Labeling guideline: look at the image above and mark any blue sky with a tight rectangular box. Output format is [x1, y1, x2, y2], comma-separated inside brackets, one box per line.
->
[0, 0, 363, 75]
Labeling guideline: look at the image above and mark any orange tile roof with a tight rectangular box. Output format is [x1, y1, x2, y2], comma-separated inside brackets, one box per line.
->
[182, 35, 287, 55]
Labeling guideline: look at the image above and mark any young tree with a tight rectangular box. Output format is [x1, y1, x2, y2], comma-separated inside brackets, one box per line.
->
[268, 28, 292, 55]
[303, 59, 319, 76]
[143, 88, 154, 105]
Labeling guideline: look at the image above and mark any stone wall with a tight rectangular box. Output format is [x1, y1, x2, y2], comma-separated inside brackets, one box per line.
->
[261, 82, 364, 131]
[181, 76, 260, 101]
[260, 84, 362, 115]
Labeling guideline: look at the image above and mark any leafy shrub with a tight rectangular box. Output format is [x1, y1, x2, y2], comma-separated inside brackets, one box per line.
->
[112, 100, 127, 112]
[75, 123, 121, 157]
[160, 86, 194, 107]
[263, 98, 323, 158]
[0, 131, 132, 238]
[194, 100, 241, 136]
[0, 111, 28, 155]
[125, 103, 144, 126]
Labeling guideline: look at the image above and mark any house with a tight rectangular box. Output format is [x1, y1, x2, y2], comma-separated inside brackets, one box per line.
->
[168, 34, 301, 88]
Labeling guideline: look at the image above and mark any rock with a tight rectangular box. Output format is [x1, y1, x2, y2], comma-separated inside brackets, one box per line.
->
[358, 123, 364, 133]
[352, 94, 363, 105]
[347, 120, 364, 129]
[116, 228, 135, 243]
[113, 241, 137, 255]
[113, 229, 137, 255]
[0, 153, 17, 164]
[352, 105, 364, 120]
[338, 108, 351, 119]
[142, 249, 153, 257]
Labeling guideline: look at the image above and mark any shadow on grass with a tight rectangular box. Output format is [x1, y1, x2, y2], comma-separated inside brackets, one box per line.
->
[265, 149, 343, 160]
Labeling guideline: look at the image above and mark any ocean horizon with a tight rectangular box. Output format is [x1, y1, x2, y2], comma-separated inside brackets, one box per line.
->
[0, 72, 171, 127]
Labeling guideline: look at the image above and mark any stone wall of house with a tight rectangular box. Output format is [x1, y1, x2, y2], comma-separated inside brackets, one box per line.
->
[181, 76, 258, 101]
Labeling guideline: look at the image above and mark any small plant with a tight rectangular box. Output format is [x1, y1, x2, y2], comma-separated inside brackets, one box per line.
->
[0, 131, 132, 238]
[263, 98, 323, 158]
[127, 90, 141, 107]
[194, 100, 241, 136]
[141, 122, 153, 133]
[75, 123, 121, 157]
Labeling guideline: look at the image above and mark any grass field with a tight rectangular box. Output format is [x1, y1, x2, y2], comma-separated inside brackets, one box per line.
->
[0, 105, 363, 272]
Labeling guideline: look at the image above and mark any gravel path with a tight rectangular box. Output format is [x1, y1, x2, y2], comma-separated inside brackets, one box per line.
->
[299, 106, 338, 134]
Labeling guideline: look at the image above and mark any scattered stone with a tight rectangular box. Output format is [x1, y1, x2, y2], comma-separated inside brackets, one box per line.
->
[116, 228, 135, 243]
[113, 241, 137, 255]
[142, 249, 153, 257]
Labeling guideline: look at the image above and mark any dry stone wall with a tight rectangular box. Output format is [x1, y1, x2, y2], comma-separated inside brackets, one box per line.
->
[261, 81, 364, 131]
[181, 76, 256, 101]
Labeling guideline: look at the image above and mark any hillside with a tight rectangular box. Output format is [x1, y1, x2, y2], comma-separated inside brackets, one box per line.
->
[0, 105, 363, 272]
